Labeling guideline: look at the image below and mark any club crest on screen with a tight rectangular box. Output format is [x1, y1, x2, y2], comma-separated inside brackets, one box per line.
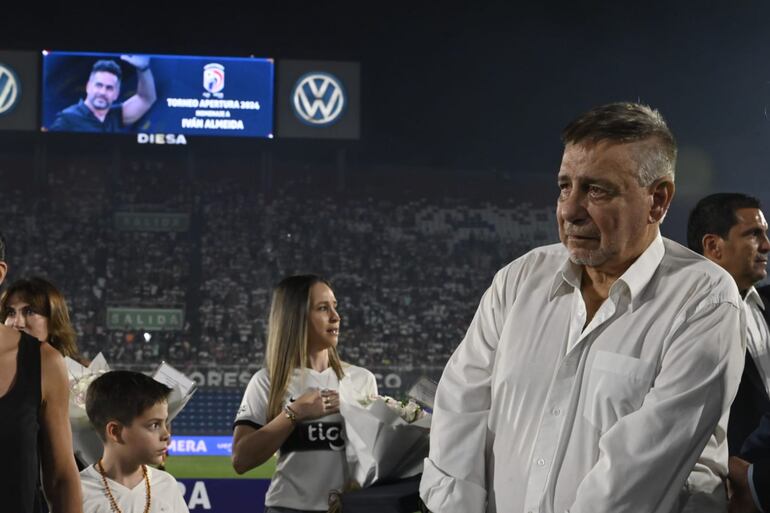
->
[203, 63, 225, 98]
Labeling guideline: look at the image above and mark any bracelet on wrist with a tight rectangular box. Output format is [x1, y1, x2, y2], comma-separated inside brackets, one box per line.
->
[137, 65, 150, 72]
[283, 404, 297, 423]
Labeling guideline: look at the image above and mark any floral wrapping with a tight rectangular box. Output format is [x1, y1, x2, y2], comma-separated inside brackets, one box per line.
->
[338, 378, 431, 488]
[65, 354, 197, 466]
[66, 353, 110, 466]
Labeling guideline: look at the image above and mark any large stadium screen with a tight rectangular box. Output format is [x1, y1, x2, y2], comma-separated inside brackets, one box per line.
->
[41, 51, 274, 138]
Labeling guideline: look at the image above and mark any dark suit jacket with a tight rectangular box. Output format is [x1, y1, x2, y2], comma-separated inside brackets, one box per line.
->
[728, 285, 770, 511]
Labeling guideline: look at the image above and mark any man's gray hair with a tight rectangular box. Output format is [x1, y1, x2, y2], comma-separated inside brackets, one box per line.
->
[561, 102, 677, 186]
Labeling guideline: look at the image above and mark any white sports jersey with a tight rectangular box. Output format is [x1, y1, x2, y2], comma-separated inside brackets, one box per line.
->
[235, 364, 377, 511]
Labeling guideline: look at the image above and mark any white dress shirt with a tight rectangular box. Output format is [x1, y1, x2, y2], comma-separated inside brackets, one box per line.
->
[420, 234, 745, 513]
[744, 287, 770, 395]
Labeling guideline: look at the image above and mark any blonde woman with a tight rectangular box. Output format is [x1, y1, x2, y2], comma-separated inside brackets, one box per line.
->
[232, 274, 377, 513]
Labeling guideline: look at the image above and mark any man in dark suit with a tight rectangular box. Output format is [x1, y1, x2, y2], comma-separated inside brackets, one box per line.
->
[688, 193, 770, 513]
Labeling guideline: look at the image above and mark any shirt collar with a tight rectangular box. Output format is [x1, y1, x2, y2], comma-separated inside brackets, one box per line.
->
[745, 286, 764, 311]
[549, 232, 665, 307]
[76, 99, 99, 121]
[549, 257, 581, 299]
[617, 232, 665, 306]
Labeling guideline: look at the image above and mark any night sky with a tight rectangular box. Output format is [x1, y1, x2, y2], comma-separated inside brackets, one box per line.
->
[2, 2, 770, 217]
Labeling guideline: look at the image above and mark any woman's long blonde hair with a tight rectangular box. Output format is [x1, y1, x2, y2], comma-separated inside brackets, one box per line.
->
[265, 274, 344, 421]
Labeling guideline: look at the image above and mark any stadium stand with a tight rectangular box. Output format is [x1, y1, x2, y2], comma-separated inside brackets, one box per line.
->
[0, 152, 557, 433]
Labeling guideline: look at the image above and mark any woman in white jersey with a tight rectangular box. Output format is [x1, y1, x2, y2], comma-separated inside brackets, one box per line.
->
[232, 274, 377, 513]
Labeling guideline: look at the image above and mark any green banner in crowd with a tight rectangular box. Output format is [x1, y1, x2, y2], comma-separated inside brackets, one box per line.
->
[107, 308, 185, 331]
[115, 212, 190, 232]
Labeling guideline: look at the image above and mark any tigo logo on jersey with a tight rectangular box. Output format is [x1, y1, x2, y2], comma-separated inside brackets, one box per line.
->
[282, 421, 345, 452]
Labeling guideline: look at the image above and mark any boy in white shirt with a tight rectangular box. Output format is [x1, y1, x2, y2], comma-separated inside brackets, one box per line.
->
[81, 370, 189, 513]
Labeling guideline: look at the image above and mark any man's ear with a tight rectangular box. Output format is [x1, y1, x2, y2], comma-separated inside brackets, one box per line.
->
[0, 261, 7, 286]
[702, 234, 723, 262]
[649, 179, 675, 224]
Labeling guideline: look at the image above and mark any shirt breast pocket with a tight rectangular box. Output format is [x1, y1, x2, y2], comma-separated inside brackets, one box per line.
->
[582, 350, 656, 433]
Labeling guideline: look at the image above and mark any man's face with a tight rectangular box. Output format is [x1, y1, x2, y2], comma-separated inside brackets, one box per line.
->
[557, 140, 661, 272]
[715, 208, 770, 291]
[85, 71, 120, 111]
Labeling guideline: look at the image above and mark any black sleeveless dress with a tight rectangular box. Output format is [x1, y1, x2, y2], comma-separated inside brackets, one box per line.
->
[0, 332, 42, 513]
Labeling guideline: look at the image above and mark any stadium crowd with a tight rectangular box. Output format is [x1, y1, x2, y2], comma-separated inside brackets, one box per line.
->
[0, 155, 557, 376]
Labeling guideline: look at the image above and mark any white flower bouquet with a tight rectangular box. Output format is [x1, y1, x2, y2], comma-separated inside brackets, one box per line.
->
[373, 396, 427, 424]
[338, 378, 432, 488]
[152, 361, 198, 422]
[65, 355, 197, 466]
[66, 353, 111, 466]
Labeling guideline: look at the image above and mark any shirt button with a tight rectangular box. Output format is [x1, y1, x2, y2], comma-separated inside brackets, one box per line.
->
[536, 458, 545, 466]
[552, 408, 561, 416]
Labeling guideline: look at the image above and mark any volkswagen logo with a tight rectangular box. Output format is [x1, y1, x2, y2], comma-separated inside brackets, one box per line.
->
[292, 72, 345, 126]
[0, 63, 21, 116]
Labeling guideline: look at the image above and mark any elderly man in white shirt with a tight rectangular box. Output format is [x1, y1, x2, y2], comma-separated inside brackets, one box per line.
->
[419, 102, 745, 513]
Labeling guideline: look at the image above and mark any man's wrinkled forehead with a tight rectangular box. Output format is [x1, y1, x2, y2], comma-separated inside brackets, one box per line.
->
[558, 140, 641, 179]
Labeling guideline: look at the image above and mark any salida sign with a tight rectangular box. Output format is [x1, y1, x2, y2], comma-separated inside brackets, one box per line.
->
[107, 307, 184, 331]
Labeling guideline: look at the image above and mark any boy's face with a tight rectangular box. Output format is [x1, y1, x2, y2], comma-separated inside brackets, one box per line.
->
[120, 401, 171, 466]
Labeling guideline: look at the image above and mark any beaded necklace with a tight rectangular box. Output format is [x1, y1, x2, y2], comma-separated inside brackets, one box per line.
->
[96, 459, 152, 513]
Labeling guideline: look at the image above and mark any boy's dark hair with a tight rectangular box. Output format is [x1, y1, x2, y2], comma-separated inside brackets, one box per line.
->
[0, 231, 6, 261]
[687, 193, 761, 255]
[86, 370, 171, 440]
[90, 59, 122, 82]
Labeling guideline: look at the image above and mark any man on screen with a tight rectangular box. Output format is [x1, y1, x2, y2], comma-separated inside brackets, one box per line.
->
[420, 102, 745, 513]
[49, 55, 156, 133]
